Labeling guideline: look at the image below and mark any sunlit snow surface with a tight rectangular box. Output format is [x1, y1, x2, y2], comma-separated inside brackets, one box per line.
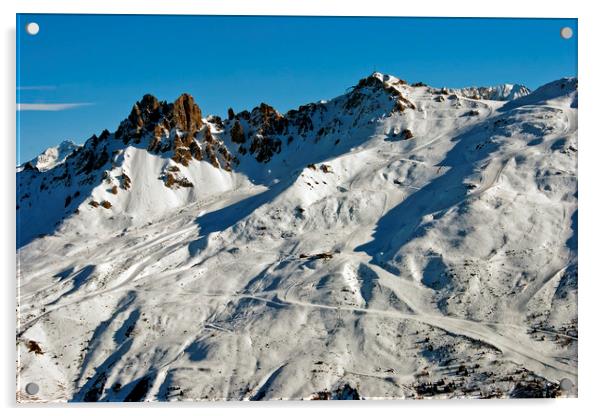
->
[17, 75, 577, 401]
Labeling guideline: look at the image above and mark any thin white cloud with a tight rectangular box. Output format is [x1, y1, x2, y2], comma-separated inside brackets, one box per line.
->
[17, 102, 93, 111]
[17, 85, 57, 91]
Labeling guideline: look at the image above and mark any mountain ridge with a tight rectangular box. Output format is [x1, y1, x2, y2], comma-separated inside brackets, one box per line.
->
[20, 73, 538, 172]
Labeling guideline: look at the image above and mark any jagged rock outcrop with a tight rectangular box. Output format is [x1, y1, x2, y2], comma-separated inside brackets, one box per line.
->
[220, 73, 418, 163]
[246, 104, 286, 163]
[344, 72, 416, 116]
[115, 93, 233, 170]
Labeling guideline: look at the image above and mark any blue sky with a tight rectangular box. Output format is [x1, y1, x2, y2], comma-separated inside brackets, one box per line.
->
[16, 15, 577, 163]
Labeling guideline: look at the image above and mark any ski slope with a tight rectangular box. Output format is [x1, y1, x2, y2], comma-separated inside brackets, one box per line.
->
[16, 74, 577, 401]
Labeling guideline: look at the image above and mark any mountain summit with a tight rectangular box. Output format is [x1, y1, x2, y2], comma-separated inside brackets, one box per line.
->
[17, 74, 577, 401]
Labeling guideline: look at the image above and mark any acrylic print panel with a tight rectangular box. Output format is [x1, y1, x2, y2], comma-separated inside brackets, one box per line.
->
[16, 14, 578, 402]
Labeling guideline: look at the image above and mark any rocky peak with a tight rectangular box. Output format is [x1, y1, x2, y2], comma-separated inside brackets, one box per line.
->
[355, 72, 387, 90]
[226, 103, 287, 163]
[172, 93, 203, 132]
[111, 93, 234, 170]
[117, 93, 203, 141]
[126, 94, 163, 129]
[250, 103, 287, 135]
[345, 72, 415, 113]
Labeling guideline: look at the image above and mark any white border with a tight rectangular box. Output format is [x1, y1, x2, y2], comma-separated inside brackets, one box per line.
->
[2, 1, 600, 415]
[6, 0, 581, 17]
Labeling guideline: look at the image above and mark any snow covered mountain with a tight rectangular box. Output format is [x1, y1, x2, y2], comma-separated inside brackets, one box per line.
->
[455, 83, 531, 101]
[20, 139, 80, 172]
[16, 73, 577, 401]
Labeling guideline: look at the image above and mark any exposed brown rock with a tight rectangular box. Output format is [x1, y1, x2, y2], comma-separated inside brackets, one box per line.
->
[148, 125, 166, 152]
[26, 340, 43, 355]
[126, 94, 161, 131]
[207, 115, 224, 130]
[190, 140, 203, 161]
[393, 101, 407, 113]
[100, 200, 112, 209]
[203, 127, 214, 144]
[163, 172, 193, 188]
[238, 110, 251, 120]
[230, 120, 245, 144]
[320, 164, 333, 173]
[230, 103, 287, 163]
[116, 93, 216, 168]
[172, 147, 192, 166]
[356, 74, 385, 89]
[249, 135, 282, 163]
[172, 93, 203, 131]
[115, 94, 163, 143]
[164, 173, 175, 188]
[121, 172, 131, 190]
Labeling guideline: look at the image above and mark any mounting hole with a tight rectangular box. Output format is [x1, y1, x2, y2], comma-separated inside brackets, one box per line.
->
[26, 22, 40, 36]
[559, 378, 574, 391]
[560, 27, 573, 40]
[25, 382, 39, 395]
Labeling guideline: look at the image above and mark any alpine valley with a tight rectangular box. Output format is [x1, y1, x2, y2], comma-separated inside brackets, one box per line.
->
[16, 73, 578, 401]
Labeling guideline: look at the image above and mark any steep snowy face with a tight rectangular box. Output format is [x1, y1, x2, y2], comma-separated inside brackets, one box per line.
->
[17, 74, 577, 402]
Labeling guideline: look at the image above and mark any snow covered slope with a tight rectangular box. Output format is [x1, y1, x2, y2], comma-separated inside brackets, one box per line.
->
[455, 83, 531, 101]
[16, 73, 577, 401]
[20, 140, 80, 172]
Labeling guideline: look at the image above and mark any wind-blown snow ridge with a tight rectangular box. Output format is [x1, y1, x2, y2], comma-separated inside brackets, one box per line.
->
[17, 73, 577, 401]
